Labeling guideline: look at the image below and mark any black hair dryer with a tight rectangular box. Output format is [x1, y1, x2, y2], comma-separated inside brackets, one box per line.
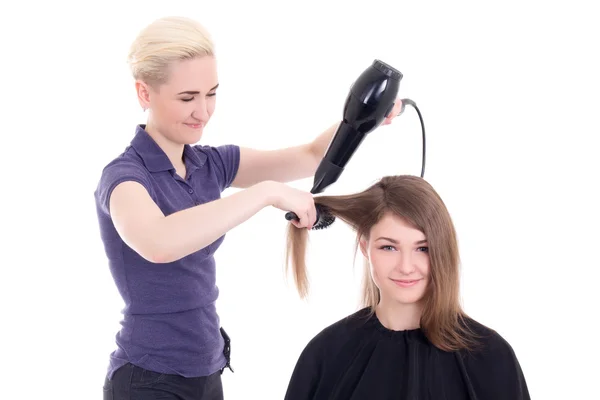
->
[285, 59, 403, 221]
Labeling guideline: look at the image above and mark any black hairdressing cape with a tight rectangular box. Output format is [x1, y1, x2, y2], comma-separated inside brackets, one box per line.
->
[284, 308, 529, 400]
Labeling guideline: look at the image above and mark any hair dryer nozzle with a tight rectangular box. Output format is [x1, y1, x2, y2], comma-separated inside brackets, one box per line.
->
[310, 159, 344, 195]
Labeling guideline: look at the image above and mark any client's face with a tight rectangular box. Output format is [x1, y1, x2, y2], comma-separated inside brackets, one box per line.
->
[361, 213, 430, 305]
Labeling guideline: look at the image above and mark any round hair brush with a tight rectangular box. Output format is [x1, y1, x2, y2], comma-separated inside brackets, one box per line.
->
[285, 204, 336, 230]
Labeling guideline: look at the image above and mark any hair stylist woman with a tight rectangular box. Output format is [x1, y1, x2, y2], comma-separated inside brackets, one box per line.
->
[96, 16, 404, 400]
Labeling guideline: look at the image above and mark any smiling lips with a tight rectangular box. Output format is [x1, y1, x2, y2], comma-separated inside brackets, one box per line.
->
[185, 122, 205, 129]
[390, 278, 422, 288]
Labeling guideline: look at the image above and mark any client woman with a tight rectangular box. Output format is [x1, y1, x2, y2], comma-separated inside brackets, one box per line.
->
[283, 175, 530, 400]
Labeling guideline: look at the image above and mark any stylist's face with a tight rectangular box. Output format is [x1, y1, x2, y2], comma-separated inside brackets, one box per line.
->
[140, 56, 219, 144]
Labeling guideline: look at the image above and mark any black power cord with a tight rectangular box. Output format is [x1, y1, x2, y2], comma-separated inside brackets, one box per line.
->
[398, 98, 426, 178]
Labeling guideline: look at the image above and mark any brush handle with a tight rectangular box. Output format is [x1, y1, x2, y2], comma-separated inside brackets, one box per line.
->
[285, 204, 323, 222]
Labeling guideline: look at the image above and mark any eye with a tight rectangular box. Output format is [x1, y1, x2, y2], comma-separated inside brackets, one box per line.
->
[417, 247, 429, 252]
[181, 97, 194, 102]
[379, 245, 396, 251]
[207, 92, 217, 97]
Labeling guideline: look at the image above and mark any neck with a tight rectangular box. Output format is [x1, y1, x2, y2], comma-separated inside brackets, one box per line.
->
[145, 120, 185, 168]
[375, 297, 423, 331]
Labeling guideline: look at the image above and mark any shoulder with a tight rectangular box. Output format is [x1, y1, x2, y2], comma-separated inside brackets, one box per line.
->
[192, 143, 240, 163]
[97, 151, 152, 187]
[289, 307, 372, 378]
[98, 145, 147, 174]
[95, 151, 154, 212]
[102, 152, 147, 173]
[459, 316, 523, 367]
[192, 144, 240, 190]
[302, 308, 373, 352]
[285, 310, 372, 399]
[463, 317, 515, 352]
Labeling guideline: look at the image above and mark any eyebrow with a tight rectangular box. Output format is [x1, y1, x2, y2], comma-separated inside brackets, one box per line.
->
[178, 83, 219, 95]
[375, 237, 428, 245]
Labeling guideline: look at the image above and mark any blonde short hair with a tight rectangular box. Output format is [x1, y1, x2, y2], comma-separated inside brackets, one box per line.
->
[127, 16, 215, 86]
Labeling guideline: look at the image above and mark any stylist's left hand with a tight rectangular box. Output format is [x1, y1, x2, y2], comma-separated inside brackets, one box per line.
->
[381, 98, 403, 126]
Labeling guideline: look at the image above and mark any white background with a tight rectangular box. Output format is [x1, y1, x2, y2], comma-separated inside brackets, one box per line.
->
[1, 1, 599, 399]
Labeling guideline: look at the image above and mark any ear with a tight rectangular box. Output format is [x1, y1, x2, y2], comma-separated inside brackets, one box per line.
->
[359, 237, 369, 260]
[135, 80, 151, 110]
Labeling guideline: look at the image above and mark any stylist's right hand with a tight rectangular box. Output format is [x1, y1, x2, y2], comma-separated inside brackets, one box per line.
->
[263, 181, 317, 229]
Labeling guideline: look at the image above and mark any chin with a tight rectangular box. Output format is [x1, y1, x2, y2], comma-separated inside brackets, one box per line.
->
[179, 128, 204, 144]
[189, 134, 204, 144]
[391, 293, 426, 305]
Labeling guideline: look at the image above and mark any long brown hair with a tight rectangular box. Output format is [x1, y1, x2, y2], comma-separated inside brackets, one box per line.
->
[285, 175, 478, 351]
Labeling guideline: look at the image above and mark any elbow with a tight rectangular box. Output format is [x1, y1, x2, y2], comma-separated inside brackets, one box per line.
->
[134, 237, 179, 264]
[116, 219, 181, 264]
[133, 246, 168, 264]
[146, 251, 173, 264]
[144, 244, 179, 264]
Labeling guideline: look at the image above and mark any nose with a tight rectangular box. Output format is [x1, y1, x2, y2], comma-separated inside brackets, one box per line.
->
[396, 253, 416, 275]
[192, 99, 209, 121]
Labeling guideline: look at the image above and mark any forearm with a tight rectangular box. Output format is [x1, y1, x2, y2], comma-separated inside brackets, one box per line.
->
[151, 181, 273, 263]
[308, 122, 340, 166]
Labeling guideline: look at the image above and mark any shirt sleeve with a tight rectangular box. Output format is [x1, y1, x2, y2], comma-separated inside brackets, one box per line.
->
[202, 144, 241, 191]
[95, 159, 154, 215]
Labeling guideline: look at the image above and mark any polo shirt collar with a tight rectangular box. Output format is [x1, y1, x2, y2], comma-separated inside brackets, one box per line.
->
[130, 125, 207, 173]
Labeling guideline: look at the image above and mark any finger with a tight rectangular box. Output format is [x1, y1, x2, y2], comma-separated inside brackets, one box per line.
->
[298, 211, 310, 229]
[388, 100, 403, 120]
[382, 100, 403, 126]
[309, 202, 318, 229]
[292, 210, 306, 228]
[393, 99, 403, 115]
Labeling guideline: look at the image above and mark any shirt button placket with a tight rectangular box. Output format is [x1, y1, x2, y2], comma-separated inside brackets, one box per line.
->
[187, 187, 201, 205]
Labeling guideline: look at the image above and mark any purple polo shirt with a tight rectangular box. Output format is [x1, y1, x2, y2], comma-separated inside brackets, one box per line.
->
[94, 125, 240, 379]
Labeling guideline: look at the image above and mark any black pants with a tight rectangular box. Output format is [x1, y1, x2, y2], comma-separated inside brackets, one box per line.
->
[103, 328, 232, 399]
[103, 363, 224, 400]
